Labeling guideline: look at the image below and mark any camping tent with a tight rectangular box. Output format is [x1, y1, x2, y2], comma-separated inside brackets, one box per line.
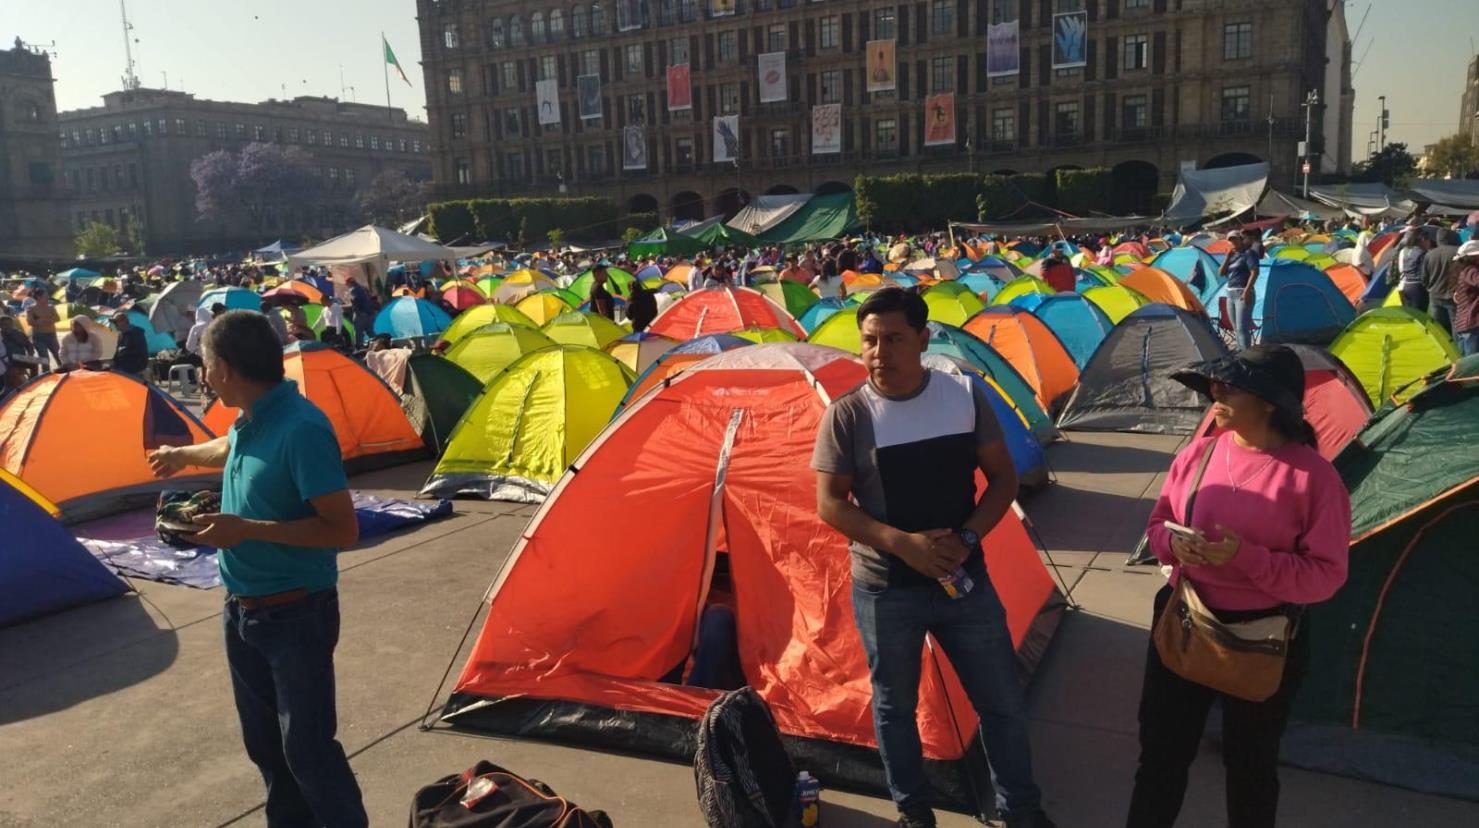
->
[373, 296, 453, 340]
[923, 286, 986, 326]
[1289, 357, 1479, 799]
[444, 323, 556, 384]
[513, 291, 574, 325]
[0, 469, 127, 626]
[605, 332, 682, 374]
[1150, 247, 1223, 305]
[1029, 293, 1116, 369]
[627, 227, 709, 259]
[798, 297, 848, 333]
[686, 218, 762, 249]
[963, 308, 1081, 415]
[923, 355, 1049, 489]
[422, 345, 635, 502]
[1328, 307, 1459, 406]
[147, 279, 203, 341]
[441, 344, 1063, 813]
[1211, 260, 1356, 345]
[202, 343, 426, 471]
[0, 371, 217, 520]
[619, 333, 754, 410]
[1057, 304, 1230, 434]
[752, 279, 819, 319]
[540, 310, 627, 350]
[1081, 285, 1150, 323]
[1191, 345, 1372, 460]
[1119, 267, 1207, 315]
[438, 303, 539, 345]
[648, 287, 806, 340]
[398, 353, 483, 455]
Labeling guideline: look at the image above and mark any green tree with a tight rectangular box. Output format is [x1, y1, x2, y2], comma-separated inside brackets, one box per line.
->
[75, 221, 121, 259]
[1354, 142, 1417, 186]
[621, 226, 645, 244]
[546, 227, 566, 250]
[1422, 134, 1479, 179]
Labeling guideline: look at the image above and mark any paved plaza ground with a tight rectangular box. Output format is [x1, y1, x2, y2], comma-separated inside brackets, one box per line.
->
[3, 432, 1475, 827]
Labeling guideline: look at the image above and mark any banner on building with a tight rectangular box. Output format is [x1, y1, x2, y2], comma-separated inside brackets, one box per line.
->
[710, 0, 736, 17]
[535, 78, 561, 126]
[713, 114, 740, 163]
[617, 0, 642, 31]
[667, 64, 692, 111]
[577, 74, 602, 121]
[757, 52, 787, 103]
[622, 125, 647, 170]
[811, 104, 841, 155]
[865, 39, 896, 93]
[923, 93, 955, 147]
[1051, 11, 1088, 70]
[986, 20, 1020, 77]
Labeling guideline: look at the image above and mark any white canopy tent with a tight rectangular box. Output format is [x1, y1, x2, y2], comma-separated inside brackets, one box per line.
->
[287, 225, 457, 294]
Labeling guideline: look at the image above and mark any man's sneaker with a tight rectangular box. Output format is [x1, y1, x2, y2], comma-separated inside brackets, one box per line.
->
[897, 809, 937, 828]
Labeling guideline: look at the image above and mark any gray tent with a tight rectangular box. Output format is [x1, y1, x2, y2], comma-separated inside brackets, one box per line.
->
[1056, 304, 1230, 435]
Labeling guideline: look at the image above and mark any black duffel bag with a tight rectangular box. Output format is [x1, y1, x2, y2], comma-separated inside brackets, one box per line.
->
[410, 760, 613, 828]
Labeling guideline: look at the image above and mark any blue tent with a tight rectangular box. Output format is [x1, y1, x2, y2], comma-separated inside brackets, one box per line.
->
[958, 272, 1004, 300]
[1210, 261, 1356, 345]
[923, 355, 1048, 488]
[198, 286, 262, 312]
[122, 309, 178, 354]
[1074, 269, 1116, 292]
[798, 297, 848, 333]
[1, 474, 126, 626]
[1151, 247, 1223, 303]
[1009, 292, 1050, 312]
[373, 296, 453, 339]
[924, 322, 1057, 444]
[56, 267, 100, 281]
[1030, 293, 1115, 368]
[1360, 264, 1394, 307]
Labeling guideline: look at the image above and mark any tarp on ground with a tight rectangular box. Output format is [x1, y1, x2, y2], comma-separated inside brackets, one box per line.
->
[726, 193, 812, 236]
[1162, 161, 1270, 224]
[752, 192, 862, 245]
[1307, 183, 1415, 219]
[1254, 189, 1345, 221]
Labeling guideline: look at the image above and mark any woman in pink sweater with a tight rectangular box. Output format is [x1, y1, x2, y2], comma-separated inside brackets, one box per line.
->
[1125, 345, 1351, 828]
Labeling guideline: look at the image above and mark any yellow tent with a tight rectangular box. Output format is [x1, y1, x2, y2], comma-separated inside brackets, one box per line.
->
[440, 303, 539, 345]
[1329, 307, 1459, 405]
[444, 323, 556, 384]
[541, 311, 627, 350]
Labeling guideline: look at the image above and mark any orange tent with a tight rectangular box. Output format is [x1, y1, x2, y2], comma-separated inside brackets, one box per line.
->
[647, 286, 806, 340]
[0, 370, 217, 520]
[1324, 264, 1368, 305]
[202, 343, 425, 471]
[963, 308, 1081, 413]
[1119, 267, 1207, 315]
[1204, 238, 1234, 255]
[443, 344, 1064, 812]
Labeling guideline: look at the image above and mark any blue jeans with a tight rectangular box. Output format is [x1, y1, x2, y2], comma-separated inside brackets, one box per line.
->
[224, 590, 367, 828]
[1399, 283, 1428, 312]
[687, 604, 743, 690]
[1226, 288, 1255, 350]
[1428, 298, 1456, 336]
[852, 576, 1042, 818]
[1458, 330, 1479, 357]
[31, 331, 59, 370]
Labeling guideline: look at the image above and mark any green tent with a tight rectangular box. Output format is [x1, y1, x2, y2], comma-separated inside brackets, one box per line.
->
[400, 353, 484, 455]
[628, 227, 708, 258]
[686, 220, 761, 249]
[756, 192, 862, 245]
[567, 268, 635, 301]
[1290, 356, 1479, 799]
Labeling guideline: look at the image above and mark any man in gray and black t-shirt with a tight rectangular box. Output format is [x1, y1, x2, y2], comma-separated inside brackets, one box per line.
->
[812, 288, 1053, 828]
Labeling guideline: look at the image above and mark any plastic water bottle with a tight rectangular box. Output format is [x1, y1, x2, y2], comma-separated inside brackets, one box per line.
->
[796, 770, 821, 827]
[938, 566, 975, 600]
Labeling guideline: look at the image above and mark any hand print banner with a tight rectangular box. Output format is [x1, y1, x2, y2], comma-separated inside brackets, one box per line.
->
[712, 115, 740, 163]
[1052, 11, 1088, 70]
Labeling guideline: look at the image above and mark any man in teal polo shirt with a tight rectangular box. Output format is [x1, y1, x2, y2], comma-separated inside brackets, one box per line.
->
[149, 310, 366, 828]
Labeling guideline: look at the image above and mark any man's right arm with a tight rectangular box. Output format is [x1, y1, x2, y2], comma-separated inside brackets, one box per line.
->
[149, 435, 231, 476]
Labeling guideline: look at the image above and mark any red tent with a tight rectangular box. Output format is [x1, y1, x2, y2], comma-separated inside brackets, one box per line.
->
[647, 286, 806, 340]
[1193, 344, 1372, 460]
[443, 344, 1063, 813]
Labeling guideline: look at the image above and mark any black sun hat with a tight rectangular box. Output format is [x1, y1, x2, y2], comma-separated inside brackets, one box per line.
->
[1170, 344, 1305, 422]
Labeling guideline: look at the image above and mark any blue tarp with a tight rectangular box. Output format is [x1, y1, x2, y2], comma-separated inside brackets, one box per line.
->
[78, 493, 453, 589]
[2, 479, 127, 626]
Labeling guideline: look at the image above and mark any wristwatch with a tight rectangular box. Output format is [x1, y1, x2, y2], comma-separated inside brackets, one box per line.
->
[956, 527, 981, 549]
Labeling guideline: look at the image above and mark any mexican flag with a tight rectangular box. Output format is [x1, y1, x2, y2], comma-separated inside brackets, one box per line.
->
[384, 35, 411, 86]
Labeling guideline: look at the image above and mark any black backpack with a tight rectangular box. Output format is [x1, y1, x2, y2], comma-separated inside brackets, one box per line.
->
[694, 687, 799, 828]
[409, 760, 613, 828]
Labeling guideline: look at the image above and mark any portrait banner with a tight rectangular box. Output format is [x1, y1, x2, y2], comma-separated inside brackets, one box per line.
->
[712, 114, 740, 163]
[667, 64, 692, 111]
[535, 78, 561, 126]
[986, 20, 1020, 77]
[811, 104, 841, 155]
[710, 0, 736, 17]
[757, 52, 787, 103]
[1052, 11, 1088, 70]
[577, 74, 602, 121]
[923, 93, 955, 147]
[622, 125, 647, 170]
[865, 39, 896, 93]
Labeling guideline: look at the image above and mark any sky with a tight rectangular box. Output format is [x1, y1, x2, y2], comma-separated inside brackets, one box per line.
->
[8, 0, 1476, 156]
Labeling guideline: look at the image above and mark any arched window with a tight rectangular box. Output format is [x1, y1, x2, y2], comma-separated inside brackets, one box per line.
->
[509, 15, 524, 46]
[490, 19, 505, 48]
[530, 12, 546, 43]
[659, 0, 676, 25]
[549, 9, 565, 39]
[590, 2, 607, 35]
[572, 6, 588, 38]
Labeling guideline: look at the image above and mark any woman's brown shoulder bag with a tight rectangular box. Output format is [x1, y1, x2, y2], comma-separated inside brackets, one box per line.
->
[1152, 439, 1299, 702]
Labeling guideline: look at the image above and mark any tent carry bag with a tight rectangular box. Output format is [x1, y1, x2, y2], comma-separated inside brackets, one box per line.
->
[409, 760, 613, 828]
[1151, 438, 1300, 703]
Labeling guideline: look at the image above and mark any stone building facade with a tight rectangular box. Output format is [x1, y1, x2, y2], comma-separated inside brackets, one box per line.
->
[419, 0, 1353, 224]
[59, 90, 434, 254]
[0, 40, 73, 259]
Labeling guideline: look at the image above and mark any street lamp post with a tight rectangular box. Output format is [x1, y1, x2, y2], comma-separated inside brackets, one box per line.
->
[1301, 89, 1320, 199]
[1378, 95, 1387, 152]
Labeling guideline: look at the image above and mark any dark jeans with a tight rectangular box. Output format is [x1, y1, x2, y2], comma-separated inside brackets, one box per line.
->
[224, 589, 367, 828]
[31, 331, 59, 371]
[852, 575, 1042, 819]
[1399, 283, 1428, 312]
[1125, 585, 1308, 828]
[1457, 330, 1479, 357]
[687, 604, 744, 690]
[1428, 298, 1456, 336]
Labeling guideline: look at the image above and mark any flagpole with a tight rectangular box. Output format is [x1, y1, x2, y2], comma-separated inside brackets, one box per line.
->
[382, 32, 393, 123]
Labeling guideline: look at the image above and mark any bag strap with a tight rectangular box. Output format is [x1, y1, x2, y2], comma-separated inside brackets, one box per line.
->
[1182, 436, 1220, 525]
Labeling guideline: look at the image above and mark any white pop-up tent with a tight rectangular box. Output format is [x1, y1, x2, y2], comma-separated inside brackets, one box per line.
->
[288, 225, 457, 294]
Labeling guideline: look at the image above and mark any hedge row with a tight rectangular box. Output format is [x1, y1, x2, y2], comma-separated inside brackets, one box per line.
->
[855, 169, 1127, 230]
[427, 197, 622, 244]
